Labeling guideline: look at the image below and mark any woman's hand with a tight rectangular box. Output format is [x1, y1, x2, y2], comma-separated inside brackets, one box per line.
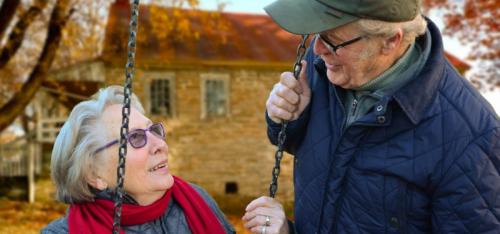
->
[242, 196, 289, 234]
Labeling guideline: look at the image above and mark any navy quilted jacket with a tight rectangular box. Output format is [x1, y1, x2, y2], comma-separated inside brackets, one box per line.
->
[267, 19, 500, 233]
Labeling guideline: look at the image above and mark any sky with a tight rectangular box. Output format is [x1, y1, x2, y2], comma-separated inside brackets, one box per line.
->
[198, 0, 499, 113]
[199, 0, 471, 59]
[199, 0, 274, 14]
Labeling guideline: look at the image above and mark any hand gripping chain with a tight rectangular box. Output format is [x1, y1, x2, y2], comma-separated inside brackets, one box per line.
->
[269, 35, 309, 198]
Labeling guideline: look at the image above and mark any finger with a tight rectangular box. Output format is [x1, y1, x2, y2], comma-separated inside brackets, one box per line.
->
[243, 213, 265, 228]
[244, 206, 280, 223]
[243, 204, 274, 221]
[276, 85, 300, 105]
[250, 225, 278, 234]
[244, 213, 275, 229]
[246, 196, 277, 211]
[267, 105, 293, 122]
[271, 96, 298, 113]
[250, 225, 266, 234]
[243, 214, 262, 229]
[268, 88, 297, 112]
[280, 72, 302, 94]
[243, 204, 279, 222]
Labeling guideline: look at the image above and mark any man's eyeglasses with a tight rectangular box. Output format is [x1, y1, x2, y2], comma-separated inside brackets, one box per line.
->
[317, 34, 365, 55]
[94, 123, 166, 154]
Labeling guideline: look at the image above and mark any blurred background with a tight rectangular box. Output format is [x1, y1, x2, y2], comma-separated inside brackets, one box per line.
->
[0, 0, 497, 233]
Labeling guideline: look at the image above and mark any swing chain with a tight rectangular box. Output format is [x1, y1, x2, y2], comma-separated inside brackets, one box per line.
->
[113, 1, 140, 233]
[269, 34, 309, 198]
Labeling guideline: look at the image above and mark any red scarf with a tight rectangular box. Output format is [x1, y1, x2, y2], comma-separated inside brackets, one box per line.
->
[68, 176, 226, 234]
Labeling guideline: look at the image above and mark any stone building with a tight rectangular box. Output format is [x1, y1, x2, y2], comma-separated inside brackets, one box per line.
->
[26, 1, 471, 210]
[38, 0, 302, 210]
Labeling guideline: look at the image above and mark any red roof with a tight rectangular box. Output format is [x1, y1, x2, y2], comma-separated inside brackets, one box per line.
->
[103, 2, 302, 67]
[444, 51, 471, 73]
[103, 1, 469, 72]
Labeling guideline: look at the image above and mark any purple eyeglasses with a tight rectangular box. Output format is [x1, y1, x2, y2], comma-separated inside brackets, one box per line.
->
[94, 123, 166, 154]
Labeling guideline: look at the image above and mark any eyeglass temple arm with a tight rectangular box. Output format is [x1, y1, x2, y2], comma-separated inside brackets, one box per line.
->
[94, 139, 119, 154]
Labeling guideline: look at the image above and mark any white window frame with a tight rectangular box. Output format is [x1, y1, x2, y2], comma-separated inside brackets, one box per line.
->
[144, 72, 176, 117]
[200, 73, 230, 119]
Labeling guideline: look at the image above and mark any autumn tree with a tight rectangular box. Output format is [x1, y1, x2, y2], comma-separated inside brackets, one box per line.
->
[423, 0, 499, 91]
[0, 0, 96, 132]
[0, 0, 225, 133]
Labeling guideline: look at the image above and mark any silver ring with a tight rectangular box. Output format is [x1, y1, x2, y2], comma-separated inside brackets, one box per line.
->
[260, 225, 267, 234]
[265, 215, 271, 226]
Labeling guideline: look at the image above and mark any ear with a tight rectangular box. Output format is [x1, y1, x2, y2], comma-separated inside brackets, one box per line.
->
[381, 29, 403, 55]
[86, 173, 108, 190]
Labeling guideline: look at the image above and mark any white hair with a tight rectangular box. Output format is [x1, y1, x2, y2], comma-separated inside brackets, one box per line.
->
[51, 85, 144, 204]
[355, 14, 427, 45]
[349, 14, 427, 60]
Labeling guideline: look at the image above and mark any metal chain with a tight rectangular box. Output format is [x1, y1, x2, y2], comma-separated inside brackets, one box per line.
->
[113, 1, 140, 233]
[269, 34, 309, 198]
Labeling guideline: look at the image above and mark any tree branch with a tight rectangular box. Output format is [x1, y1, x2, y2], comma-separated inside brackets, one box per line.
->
[0, 0, 72, 132]
[0, 0, 48, 70]
[0, 0, 21, 40]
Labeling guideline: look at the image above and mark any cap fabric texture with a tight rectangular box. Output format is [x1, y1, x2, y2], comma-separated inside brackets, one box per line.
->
[264, 0, 420, 34]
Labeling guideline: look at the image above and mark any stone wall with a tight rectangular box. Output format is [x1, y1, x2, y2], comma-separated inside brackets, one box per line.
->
[105, 65, 295, 212]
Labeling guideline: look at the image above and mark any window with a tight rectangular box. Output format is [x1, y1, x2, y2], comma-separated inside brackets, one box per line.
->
[147, 73, 175, 117]
[201, 73, 229, 118]
[225, 182, 238, 194]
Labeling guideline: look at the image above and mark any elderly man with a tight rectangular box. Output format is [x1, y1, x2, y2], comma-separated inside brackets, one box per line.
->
[242, 0, 500, 233]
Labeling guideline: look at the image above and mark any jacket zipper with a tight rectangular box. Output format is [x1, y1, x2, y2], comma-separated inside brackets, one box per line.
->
[350, 99, 358, 124]
[332, 97, 359, 234]
[351, 99, 358, 115]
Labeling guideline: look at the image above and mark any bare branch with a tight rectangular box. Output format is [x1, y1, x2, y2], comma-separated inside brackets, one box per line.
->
[0, 0, 48, 70]
[0, 0, 21, 40]
[0, 0, 73, 132]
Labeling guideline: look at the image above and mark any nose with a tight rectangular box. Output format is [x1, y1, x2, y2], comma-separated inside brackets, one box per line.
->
[147, 131, 168, 155]
[313, 36, 332, 56]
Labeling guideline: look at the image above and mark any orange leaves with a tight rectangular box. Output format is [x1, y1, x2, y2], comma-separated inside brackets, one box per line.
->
[424, 0, 499, 90]
[148, 3, 227, 46]
[463, 1, 478, 18]
[424, 0, 499, 60]
[150, 5, 174, 42]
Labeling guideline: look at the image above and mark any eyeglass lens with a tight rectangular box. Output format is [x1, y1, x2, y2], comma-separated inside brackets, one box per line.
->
[128, 123, 165, 148]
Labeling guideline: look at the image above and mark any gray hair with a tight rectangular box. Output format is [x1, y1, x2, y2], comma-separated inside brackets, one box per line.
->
[51, 85, 144, 204]
[356, 14, 427, 45]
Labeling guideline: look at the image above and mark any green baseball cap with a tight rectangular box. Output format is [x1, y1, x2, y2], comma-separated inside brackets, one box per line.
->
[264, 0, 421, 34]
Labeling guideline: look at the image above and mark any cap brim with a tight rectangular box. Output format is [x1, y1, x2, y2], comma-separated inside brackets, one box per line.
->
[264, 0, 359, 35]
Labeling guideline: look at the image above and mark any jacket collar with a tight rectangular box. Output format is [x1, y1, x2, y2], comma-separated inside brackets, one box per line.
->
[392, 18, 446, 125]
[312, 18, 446, 125]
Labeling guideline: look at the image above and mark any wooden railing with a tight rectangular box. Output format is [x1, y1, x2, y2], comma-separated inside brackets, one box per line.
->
[37, 117, 66, 143]
[0, 136, 42, 203]
[0, 137, 40, 176]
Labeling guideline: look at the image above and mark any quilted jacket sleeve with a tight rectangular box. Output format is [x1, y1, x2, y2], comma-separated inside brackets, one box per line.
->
[432, 128, 500, 233]
[266, 43, 316, 154]
[266, 106, 311, 154]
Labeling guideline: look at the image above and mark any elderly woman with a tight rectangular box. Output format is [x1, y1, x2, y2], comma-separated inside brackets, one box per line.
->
[42, 86, 234, 234]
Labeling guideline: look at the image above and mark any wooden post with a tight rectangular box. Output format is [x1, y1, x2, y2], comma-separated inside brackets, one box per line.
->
[27, 140, 35, 203]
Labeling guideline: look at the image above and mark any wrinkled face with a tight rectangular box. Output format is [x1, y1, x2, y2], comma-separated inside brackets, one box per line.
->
[313, 24, 383, 89]
[95, 104, 173, 203]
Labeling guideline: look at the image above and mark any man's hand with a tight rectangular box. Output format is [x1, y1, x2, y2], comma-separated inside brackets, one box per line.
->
[266, 60, 311, 124]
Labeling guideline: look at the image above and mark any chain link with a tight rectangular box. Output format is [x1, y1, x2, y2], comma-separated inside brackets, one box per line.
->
[269, 35, 309, 198]
[112, 0, 304, 225]
[113, 1, 140, 233]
